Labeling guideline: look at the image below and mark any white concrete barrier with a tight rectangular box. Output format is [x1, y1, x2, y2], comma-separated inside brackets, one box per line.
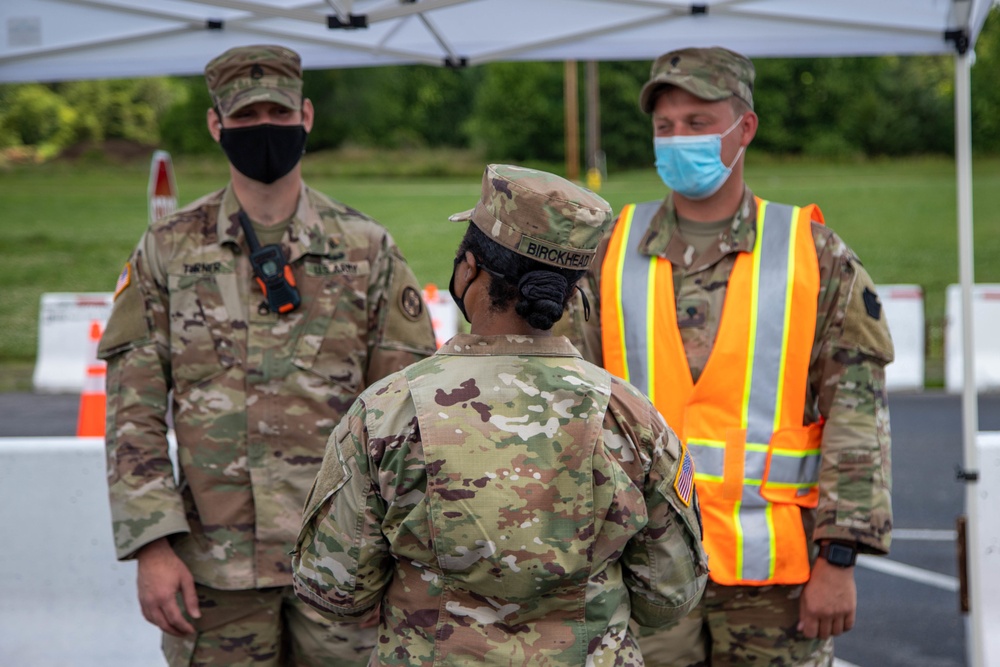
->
[878, 284, 925, 391]
[32, 293, 114, 394]
[945, 284, 1000, 393]
[0, 437, 163, 666]
[974, 432, 1000, 666]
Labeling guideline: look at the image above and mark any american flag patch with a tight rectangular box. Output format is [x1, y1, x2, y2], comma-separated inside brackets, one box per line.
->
[673, 445, 695, 507]
[113, 263, 131, 300]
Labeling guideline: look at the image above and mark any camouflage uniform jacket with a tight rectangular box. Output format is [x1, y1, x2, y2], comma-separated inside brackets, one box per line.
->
[293, 333, 708, 666]
[555, 188, 894, 555]
[98, 182, 437, 590]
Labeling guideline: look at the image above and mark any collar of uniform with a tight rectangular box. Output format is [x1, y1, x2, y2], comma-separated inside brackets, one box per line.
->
[217, 183, 243, 247]
[286, 183, 344, 262]
[216, 182, 341, 261]
[435, 333, 584, 358]
[639, 187, 758, 270]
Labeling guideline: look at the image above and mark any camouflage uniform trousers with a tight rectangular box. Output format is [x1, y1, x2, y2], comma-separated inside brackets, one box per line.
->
[162, 583, 376, 667]
[635, 580, 834, 667]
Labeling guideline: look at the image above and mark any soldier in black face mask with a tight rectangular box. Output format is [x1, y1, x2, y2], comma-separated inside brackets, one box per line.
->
[206, 45, 310, 186]
[98, 43, 437, 667]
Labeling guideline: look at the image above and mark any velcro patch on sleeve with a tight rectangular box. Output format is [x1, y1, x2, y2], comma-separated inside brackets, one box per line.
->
[842, 265, 894, 363]
[113, 263, 131, 301]
[674, 444, 695, 507]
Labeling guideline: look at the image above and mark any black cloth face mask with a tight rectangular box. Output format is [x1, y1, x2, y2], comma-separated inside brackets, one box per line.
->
[218, 123, 308, 184]
[449, 254, 475, 324]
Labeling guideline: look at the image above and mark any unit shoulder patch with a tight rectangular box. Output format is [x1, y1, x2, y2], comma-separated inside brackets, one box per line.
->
[862, 286, 882, 320]
[400, 285, 424, 321]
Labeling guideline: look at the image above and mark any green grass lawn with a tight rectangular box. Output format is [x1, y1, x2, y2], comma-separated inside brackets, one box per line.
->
[2, 149, 999, 391]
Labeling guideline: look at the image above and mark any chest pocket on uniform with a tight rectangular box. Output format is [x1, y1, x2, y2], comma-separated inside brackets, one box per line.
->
[291, 258, 371, 394]
[168, 272, 237, 394]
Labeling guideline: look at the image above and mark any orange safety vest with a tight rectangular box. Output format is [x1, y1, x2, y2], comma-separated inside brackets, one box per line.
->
[602, 198, 823, 586]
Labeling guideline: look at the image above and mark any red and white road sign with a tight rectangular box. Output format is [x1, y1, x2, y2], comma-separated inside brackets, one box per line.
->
[148, 150, 177, 224]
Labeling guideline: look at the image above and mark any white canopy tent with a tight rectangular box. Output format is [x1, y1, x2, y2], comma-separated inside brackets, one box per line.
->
[1, 1, 996, 664]
[0, 1, 993, 79]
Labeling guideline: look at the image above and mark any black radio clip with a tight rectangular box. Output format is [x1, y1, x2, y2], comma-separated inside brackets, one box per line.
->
[237, 211, 301, 314]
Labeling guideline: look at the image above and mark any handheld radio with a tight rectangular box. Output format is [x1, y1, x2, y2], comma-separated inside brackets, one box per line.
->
[237, 211, 301, 314]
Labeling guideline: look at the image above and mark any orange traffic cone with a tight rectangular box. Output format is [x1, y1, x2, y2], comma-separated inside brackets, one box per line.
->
[77, 320, 106, 437]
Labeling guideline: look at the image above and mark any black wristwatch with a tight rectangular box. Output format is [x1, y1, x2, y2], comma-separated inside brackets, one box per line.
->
[819, 541, 858, 568]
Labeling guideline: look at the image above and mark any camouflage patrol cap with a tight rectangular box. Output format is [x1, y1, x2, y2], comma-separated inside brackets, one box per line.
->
[639, 46, 754, 113]
[205, 44, 303, 117]
[448, 164, 613, 270]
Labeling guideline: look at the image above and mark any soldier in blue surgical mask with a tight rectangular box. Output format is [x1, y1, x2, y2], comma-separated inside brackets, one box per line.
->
[553, 46, 894, 667]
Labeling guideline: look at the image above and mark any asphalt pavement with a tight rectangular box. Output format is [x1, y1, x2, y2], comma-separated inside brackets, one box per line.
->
[2, 390, 999, 667]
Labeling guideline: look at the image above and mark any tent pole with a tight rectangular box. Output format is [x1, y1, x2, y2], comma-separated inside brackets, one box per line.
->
[954, 48, 982, 667]
[564, 60, 580, 182]
[585, 61, 602, 180]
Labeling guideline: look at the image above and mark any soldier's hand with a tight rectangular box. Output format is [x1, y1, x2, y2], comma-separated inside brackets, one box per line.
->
[797, 558, 857, 639]
[136, 537, 201, 637]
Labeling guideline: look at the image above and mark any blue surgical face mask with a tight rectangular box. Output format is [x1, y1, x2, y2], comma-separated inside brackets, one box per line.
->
[653, 115, 745, 200]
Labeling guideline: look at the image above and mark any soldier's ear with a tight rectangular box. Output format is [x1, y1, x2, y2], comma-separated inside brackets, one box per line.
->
[738, 111, 758, 147]
[463, 251, 479, 277]
[301, 98, 315, 133]
[207, 108, 223, 142]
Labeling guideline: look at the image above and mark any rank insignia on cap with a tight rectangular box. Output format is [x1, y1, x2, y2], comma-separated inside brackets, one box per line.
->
[114, 263, 131, 300]
[400, 285, 424, 321]
[863, 286, 882, 320]
[674, 444, 695, 507]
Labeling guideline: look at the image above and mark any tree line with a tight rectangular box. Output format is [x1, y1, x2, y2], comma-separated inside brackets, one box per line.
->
[2, 9, 999, 168]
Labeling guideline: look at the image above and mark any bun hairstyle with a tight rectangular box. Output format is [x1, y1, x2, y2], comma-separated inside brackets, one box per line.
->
[457, 224, 584, 331]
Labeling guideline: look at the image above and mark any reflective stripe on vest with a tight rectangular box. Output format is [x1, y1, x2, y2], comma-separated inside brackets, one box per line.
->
[601, 198, 823, 585]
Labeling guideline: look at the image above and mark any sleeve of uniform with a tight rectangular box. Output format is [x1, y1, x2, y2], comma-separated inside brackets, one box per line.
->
[810, 225, 894, 554]
[609, 383, 708, 627]
[97, 229, 189, 560]
[364, 231, 437, 385]
[293, 398, 391, 618]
